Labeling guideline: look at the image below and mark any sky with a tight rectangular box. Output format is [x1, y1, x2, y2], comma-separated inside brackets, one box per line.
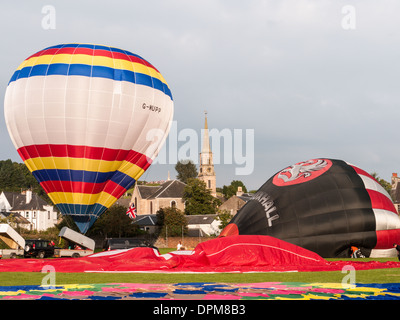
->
[1, 0, 400, 191]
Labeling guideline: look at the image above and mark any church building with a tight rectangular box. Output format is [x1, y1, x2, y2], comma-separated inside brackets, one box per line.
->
[198, 112, 217, 197]
[130, 112, 218, 216]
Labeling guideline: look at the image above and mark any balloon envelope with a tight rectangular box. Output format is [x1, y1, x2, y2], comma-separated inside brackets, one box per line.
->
[221, 158, 400, 257]
[4, 44, 173, 233]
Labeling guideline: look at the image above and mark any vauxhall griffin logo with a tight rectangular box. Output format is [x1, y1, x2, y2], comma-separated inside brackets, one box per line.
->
[273, 159, 332, 186]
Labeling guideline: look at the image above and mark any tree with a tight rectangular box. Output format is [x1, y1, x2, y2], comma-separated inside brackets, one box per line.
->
[156, 207, 188, 237]
[216, 209, 232, 231]
[183, 178, 220, 215]
[0, 159, 52, 204]
[87, 204, 140, 238]
[222, 180, 247, 199]
[175, 159, 198, 184]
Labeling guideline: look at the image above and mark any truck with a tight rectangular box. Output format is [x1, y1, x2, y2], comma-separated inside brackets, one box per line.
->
[24, 239, 55, 258]
[54, 226, 95, 258]
[0, 224, 25, 259]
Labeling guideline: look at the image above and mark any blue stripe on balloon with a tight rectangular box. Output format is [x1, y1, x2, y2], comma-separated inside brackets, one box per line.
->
[32, 168, 136, 190]
[57, 203, 107, 233]
[9, 63, 173, 100]
[57, 203, 107, 216]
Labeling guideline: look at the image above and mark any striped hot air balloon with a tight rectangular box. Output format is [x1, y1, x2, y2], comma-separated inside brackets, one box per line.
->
[221, 158, 400, 258]
[4, 44, 174, 233]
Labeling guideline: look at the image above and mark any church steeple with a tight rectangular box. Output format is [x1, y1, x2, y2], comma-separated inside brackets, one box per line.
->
[198, 111, 216, 197]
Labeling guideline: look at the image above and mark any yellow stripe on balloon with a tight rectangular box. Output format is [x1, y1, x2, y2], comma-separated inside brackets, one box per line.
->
[49, 191, 117, 207]
[17, 54, 168, 86]
[24, 157, 123, 173]
[118, 161, 145, 180]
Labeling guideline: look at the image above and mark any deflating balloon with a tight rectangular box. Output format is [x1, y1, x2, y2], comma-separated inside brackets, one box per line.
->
[220, 158, 400, 258]
[4, 44, 174, 233]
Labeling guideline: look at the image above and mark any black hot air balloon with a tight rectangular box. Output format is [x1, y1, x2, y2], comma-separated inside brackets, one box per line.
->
[220, 158, 400, 258]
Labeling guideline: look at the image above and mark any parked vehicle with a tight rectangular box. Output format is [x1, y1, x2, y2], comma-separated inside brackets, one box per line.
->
[24, 239, 55, 258]
[0, 224, 25, 259]
[53, 227, 95, 258]
[103, 238, 157, 251]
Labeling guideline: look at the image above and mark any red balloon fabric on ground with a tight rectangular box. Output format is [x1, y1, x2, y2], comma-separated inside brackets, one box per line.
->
[1, 235, 400, 273]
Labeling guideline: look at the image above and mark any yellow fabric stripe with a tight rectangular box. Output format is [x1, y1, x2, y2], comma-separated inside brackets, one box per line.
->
[49, 191, 117, 207]
[24, 157, 145, 181]
[119, 162, 145, 180]
[24, 157, 122, 173]
[17, 54, 168, 85]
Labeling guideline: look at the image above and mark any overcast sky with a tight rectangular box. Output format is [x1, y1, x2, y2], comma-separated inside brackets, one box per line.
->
[1, 1, 400, 190]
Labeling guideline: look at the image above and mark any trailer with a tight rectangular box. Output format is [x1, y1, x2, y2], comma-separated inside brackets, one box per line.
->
[0, 224, 25, 259]
[54, 226, 95, 258]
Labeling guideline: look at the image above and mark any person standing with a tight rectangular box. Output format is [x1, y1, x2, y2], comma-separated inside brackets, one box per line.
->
[177, 241, 183, 251]
[393, 244, 400, 261]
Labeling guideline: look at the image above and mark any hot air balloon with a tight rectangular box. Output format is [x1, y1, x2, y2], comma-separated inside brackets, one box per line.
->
[220, 158, 400, 258]
[4, 44, 173, 233]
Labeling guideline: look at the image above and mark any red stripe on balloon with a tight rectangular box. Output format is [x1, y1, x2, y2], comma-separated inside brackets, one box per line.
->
[40, 180, 126, 199]
[367, 189, 398, 214]
[17, 144, 151, 170]
[375, 229, 400, 249]
[349, 165, 379, 182]
[40, 180, 103, 195]
[26, 47, 158, 72]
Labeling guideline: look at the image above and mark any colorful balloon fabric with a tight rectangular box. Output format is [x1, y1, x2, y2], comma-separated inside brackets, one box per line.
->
[4, 44, 173, 233]
[221, 158, 400, 258]
[1, 282, 399, 300]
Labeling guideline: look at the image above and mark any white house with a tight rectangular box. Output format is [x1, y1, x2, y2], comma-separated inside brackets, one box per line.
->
[186, 215, 221, 236]
[0, 190, 58, 231]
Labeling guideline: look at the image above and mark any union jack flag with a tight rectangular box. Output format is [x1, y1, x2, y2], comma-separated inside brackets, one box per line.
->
[126, 204, 137, 220]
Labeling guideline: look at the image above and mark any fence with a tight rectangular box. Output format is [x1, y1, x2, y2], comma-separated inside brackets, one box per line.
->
[154, 236, 215, 250]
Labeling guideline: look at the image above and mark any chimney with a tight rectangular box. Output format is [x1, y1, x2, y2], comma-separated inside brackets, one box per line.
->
[392, 173, 399, 190]
[25, 190, 32, 204]
[236, 186, 244, 197]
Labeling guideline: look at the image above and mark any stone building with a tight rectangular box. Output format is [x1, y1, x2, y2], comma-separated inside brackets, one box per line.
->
[391, 172, 400, 213]
[198, 112, 217, 197]
[218, 187, 253, 216]
[130, 179, 186, 215]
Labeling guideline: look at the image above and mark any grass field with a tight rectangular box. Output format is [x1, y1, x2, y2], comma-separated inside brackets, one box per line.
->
[0, 252, 399, 286]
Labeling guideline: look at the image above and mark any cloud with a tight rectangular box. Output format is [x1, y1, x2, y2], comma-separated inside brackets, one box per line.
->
[1, 1, 400, 190]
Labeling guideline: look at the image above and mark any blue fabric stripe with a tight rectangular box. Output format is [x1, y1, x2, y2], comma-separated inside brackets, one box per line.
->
[57, 203, 107, 217]
[57, 203, 107, 233]
[32, 169, 136, 190]
[9, 63, 173, 100]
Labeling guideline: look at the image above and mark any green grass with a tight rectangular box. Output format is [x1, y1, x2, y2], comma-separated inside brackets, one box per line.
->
[0, 255, 399, 286]
[0, 269, 399, 286]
